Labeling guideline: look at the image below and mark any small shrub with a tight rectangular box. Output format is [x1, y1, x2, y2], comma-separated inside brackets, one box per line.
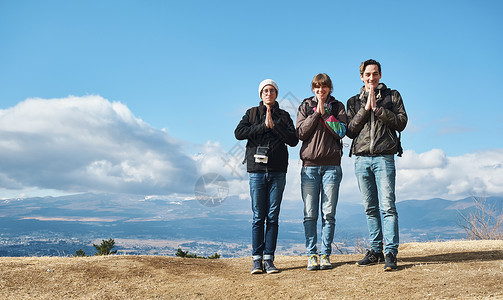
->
[175, 248, 220, 259]
[73, 249, 88, 257]
[93, 238, 118, 256]
[355, 235, 369, 254]
[458, 195, 503, 240]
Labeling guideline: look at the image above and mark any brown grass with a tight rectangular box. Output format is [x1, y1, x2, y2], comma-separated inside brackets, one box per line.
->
[1, 240, 502, 299]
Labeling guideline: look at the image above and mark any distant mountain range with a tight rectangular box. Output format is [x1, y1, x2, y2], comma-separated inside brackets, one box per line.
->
[0, 193, 501, 257]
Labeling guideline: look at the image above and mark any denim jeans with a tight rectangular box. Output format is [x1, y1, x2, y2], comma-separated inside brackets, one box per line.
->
[354, 155, 399, 256]
[301, 165, 342, 256]
[249, 171, 286, 261]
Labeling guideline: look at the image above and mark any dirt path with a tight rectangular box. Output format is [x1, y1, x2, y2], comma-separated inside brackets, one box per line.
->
[1, 240, 502, 299]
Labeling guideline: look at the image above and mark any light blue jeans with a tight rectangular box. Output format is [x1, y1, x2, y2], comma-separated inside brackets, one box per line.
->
[301, 166, 342, 256]
[249, 171, 286, 261]
[354, 155, 399, 256]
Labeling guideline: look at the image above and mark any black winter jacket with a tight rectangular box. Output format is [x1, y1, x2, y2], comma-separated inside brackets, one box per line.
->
[346, 83, 407, 156]
[235, 101, 298, 173]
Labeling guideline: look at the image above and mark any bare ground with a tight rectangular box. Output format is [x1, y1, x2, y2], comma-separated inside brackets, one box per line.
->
[1, 240, 502, 299]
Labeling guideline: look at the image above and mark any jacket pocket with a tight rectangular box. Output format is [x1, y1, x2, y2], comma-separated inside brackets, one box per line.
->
[375, 128, 398, 154]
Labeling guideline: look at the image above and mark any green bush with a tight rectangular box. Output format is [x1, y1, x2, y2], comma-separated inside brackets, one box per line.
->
[93, 238, 118, 256]
[175, 248, 220, 259]
[73, 248, 88, 257]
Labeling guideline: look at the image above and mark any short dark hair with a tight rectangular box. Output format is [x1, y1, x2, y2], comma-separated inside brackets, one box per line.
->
[360, 59, 381, 75]
[311, 73, 333, 91]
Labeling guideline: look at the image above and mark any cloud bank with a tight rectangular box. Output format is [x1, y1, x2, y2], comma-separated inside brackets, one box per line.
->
[396, 148, 503, 200]
[0, 95, 198, 195]
[2, 96, 502, 203]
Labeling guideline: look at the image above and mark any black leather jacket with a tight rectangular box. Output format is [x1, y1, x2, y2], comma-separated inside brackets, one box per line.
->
[346, 83, 407, 156]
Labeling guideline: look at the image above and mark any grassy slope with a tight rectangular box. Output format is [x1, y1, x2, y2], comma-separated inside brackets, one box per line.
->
[0, 240, 502, 299]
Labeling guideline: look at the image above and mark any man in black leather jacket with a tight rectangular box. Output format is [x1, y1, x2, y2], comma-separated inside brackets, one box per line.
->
[346, 59, 407, 271]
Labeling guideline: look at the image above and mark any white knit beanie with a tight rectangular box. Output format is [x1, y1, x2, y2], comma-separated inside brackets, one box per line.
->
[258, 79, 279, 97]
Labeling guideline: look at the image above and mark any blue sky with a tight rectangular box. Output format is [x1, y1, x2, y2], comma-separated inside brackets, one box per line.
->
[1, 0, 502, 202]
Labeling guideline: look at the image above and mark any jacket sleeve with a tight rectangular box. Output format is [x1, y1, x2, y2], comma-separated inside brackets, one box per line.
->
[322, 102, 347, 139]
[234, 108, 267, 140]
[271, 110, 299, 147]
[296, 101, 321, 141]
[346, 96, 370, 139]
[374, 90, 408, 132]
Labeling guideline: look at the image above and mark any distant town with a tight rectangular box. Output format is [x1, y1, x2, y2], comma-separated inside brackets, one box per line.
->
[1, 193, 499, 257]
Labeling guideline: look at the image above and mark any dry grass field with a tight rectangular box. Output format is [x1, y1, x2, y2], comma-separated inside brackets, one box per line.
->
[1, 240, 502, 299]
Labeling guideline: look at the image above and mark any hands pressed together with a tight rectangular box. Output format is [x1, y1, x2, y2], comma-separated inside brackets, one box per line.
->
[316, 97, 326, 116]
[365, 85, 377, 111]
[265, 106, 274, 129]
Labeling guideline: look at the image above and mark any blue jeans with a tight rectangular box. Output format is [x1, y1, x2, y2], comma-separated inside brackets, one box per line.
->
[301, 166, 342, 256]
[354, 155, 399, 256]
[249, 171, 286, 261]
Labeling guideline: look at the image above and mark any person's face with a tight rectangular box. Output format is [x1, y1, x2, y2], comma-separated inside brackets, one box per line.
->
[261, 85, 277, 106]
[312, 84, 330, 102]
[360, 64, 381, 91]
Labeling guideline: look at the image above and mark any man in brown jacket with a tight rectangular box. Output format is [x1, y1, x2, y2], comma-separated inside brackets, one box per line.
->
[296, 73, 347, 271]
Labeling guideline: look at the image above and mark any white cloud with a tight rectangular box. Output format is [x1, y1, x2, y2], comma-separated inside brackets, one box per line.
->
[396, 149, 503, 200]
[398, 149, 447, 169]
[0, 95, 198, 195]
[192, 141, 249, 201]
[2, 96, 502, 204]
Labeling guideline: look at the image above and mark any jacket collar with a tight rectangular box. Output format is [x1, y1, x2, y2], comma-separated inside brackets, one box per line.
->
[258, 100, 279, 113]
[359, 83, 387, 100]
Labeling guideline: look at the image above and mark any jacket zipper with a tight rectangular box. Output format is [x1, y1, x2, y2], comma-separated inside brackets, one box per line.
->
[369, 111, 375, 155]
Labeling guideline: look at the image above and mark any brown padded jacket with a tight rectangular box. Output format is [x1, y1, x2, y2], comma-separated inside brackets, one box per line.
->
[296, 95, 347, 166]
